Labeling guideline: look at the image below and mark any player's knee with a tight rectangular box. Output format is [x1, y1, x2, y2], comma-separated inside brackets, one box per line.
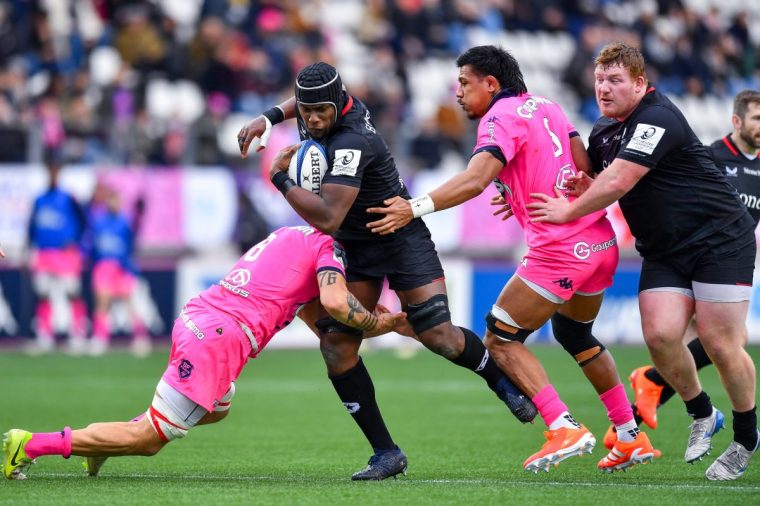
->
[551, 313, 606, 367]
[147, 398, 190, 443]
[315, 317, 363, 339]
[406, 294, 451, 335]
[485, 306, 534, 343]
[416, 322, 460, 359]
[214, 382, 235, 413]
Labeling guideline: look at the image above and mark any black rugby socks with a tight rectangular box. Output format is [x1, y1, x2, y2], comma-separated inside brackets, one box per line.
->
[685, 390, 713, 420]
[329, 357, 395, 450]
[733, 407, 759, 451]
[450, 326, 503, 391]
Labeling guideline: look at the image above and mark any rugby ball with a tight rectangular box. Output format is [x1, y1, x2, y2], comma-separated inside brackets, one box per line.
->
[288, 140, 328, 194]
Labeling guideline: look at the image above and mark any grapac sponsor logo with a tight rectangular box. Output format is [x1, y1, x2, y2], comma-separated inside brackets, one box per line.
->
[573, 238, 617, 259]
[625, 123, 665, 155]
[220, 268, 251, 297]
[573, 241, 591, 260]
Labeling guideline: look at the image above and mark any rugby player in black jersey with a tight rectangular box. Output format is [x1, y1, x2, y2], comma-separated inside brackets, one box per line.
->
[528, 43, 758, 481]
[237, 62, 537, 480]
[601, 89, 760, 463]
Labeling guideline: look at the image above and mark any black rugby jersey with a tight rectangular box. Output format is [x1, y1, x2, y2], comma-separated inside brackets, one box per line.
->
[709, 135, 760, 226]
[587, 88, 749, 260]
[298, 95, 411, 241]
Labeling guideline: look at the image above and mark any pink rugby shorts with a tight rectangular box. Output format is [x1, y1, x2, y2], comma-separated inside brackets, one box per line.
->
[516, 217, 618, 301]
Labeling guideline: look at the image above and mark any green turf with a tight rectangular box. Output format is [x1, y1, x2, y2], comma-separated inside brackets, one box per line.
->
[1, 345, 759, 505]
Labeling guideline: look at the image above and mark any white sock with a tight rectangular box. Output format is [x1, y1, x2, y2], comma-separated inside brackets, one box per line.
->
[615, 420, 640, 442]
[549, 411, 581, 430]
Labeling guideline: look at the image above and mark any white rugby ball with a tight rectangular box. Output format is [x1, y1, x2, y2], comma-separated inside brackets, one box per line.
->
[288, 140, 328, 194]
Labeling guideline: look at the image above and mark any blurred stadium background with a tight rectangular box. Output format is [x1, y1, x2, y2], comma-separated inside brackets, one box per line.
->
[0, 0, 759, 348]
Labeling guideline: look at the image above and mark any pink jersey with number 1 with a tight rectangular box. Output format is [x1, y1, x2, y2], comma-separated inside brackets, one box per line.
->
[474, 93, 607, 248]
[196, 225, 346, 355]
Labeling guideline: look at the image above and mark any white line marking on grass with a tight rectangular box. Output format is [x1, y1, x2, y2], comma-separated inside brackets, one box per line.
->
[37, 473, 760, 491]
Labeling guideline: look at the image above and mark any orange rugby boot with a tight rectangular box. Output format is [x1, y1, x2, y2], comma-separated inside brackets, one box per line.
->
[629, 366, 663, 429]
[598, 431, 659, 472]
[523, 425, 596, 473]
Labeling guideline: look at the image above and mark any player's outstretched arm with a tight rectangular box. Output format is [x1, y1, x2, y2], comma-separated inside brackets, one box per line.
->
[237, 97, 297, 157]
[366, 150, 503, 235]
[317, 270, 406, 335]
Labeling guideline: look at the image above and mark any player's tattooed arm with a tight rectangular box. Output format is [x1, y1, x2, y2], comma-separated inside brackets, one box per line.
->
[318, 269, 406, 336]
[345, 293, 380, 331]
[319, 270, 379, 330]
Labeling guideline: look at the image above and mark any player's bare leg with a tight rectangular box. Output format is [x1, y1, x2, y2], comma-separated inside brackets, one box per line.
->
[484, 277, 594, 472]
[696, 299, 758, 480]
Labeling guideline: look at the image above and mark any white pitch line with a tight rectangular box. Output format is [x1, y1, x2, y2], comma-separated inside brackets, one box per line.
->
[35, 473, 760, 491]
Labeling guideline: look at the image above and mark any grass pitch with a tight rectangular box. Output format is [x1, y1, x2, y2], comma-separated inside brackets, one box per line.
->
[1, 344, 758, 505]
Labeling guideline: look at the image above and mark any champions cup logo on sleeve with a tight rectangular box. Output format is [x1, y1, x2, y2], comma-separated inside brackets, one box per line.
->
[625, 123, 665, 155]
[219, 268, 251, 298]
[332, 149, 361, 176]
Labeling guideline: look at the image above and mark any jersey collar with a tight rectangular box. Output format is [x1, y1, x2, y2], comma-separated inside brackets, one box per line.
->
[340, 95, 354, 118]
[486, 89, 518, 112]
[722, 134, 740, 157]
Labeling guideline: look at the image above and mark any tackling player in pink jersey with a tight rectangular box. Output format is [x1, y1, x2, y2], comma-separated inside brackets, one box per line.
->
[2, 226, 405, 480]
[368, 45, 655, 473]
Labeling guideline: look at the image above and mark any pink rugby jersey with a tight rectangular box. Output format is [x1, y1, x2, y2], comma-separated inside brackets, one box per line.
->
[474, 93, 607, 248]
[196, 226, 346, 355]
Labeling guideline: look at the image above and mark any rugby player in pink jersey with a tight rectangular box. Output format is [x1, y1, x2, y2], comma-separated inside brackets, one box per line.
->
[368, 45, 656, 473]
[2, 226, 406, 480]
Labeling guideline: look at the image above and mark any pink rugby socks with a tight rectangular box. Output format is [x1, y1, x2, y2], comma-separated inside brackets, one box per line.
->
[532, 384, 570, 428]
[600, 383, 639, 442]
[92, 311, 110, 342]
[24, 427, 72, 459]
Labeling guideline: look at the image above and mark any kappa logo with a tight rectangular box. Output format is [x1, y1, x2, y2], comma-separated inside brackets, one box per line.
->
[225, 269, 251, 288]
[553, 277, 573, 290]
[178, 359, 194, 380]
[343, 402, 360, 414]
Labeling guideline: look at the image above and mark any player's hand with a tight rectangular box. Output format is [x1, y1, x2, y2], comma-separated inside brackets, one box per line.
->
[490, 193, 514, 221]
[364, 310, 408, 337]
[373, 304, 416, 338]
[269, 143, 300, 180]
[564, 172, 593, 196]
[366, 196, 413, 235]
[237, 115, 273, 158]
[527, 188, 572, 223]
